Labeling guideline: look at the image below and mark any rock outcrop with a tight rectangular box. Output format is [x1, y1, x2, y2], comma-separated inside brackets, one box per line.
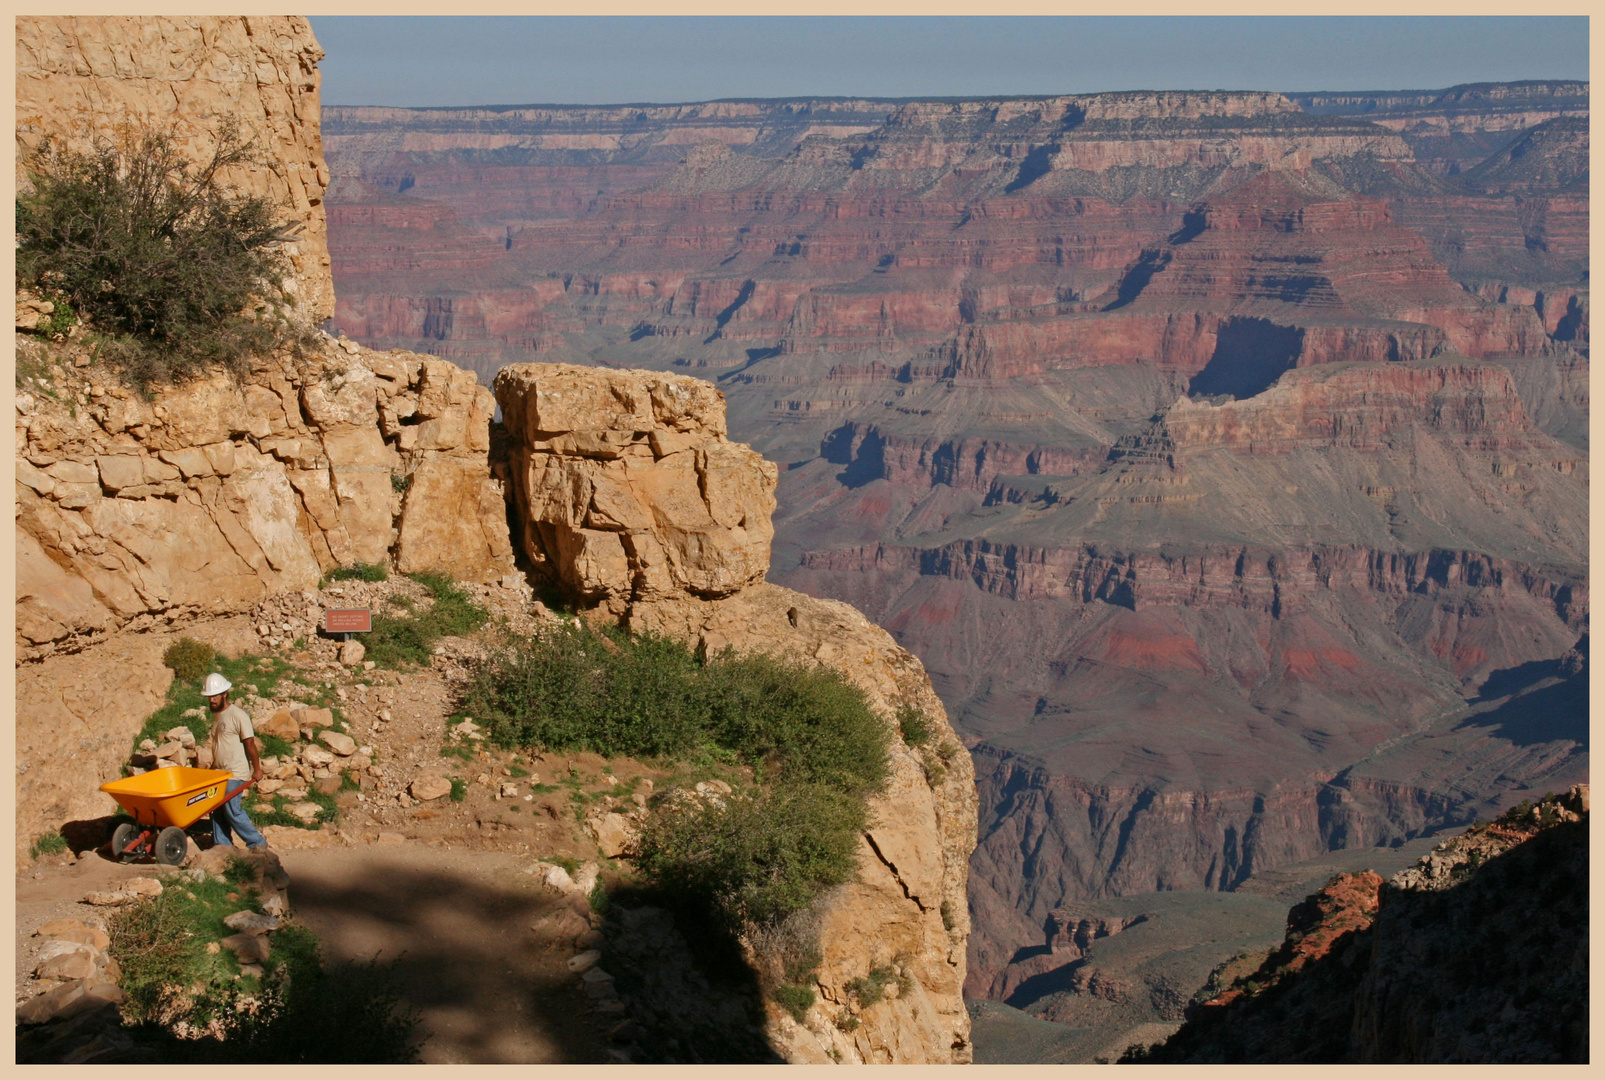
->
[15, 15, 335, 323]
[494, 364, 978, 1063]
[14, 14, 512, 658]
[1140, 786, 1589, 1063]
[16, 339, 514, 658]
[494, 364, 776, 616]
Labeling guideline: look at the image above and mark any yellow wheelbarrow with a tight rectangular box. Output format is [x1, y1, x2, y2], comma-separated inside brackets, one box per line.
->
[100, 767, 254, 866]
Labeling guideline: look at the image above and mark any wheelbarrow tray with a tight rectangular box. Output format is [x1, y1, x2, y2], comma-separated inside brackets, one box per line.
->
[101, 767, 237, 830]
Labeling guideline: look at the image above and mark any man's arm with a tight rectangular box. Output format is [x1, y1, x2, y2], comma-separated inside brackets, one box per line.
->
[244, 735, 264, 784]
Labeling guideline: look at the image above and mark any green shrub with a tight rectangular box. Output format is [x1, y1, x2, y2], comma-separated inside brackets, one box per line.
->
[324, 562, 389, 584]
[896, 704, 932, 747]
[771, 984, 816, 1023]
[841, 962, 905, 1007]
[30, 831, 68, 858]
[16, 120, 307, 391]
[634, 783, 865, 929]
[462, 622, 892, 934]
[448, 777, 468, 802]
[462, 624, 888, 794]
[162, 638, 218, 687]
[24, 296, 79, 340]
[111, 881, 418, 1062]
[783, 942, 823, 985]
[362, 573, 488, 668]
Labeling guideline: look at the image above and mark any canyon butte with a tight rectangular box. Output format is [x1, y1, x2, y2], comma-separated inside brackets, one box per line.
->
[317, 76, 1589, 1038]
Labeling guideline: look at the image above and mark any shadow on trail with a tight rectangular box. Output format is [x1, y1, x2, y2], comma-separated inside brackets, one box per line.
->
[282, 850, 608, 1064]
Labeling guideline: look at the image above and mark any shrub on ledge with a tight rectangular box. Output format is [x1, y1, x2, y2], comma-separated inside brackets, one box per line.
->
[15, 118, 307, 390]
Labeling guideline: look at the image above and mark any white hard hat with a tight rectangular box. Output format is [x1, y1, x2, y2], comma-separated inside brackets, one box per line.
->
[201, 673, 232, 697]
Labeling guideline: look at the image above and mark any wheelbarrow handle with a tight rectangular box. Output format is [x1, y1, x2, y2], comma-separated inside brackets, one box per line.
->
[226, 779, 257, 802]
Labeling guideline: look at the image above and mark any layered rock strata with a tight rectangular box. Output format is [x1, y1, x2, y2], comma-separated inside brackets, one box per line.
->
[493, 364, 977, 1063]
[323, 83, 1587, 1036]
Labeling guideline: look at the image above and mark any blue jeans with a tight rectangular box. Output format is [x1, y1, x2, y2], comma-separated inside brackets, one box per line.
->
[212, 780, 267, 849]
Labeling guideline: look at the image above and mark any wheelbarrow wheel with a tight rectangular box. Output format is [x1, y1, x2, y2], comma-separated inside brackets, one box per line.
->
[111, 822, 138, 861]
[155, 825, 189, 866]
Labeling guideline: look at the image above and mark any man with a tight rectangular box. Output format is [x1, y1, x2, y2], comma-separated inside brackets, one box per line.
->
[202, 672, 268, 850]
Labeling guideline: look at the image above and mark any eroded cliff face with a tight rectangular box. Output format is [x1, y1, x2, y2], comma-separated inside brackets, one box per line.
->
[15, 339, 514, 659]
[15, 15, 335, 322]
[1143, 786, 1589, 1063]
[493, 365, 978, 1063]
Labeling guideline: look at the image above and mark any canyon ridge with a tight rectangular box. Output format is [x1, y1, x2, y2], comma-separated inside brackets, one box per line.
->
[316, 76, 1588, 1032]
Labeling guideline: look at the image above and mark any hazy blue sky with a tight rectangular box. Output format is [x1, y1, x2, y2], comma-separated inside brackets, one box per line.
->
[309, 16, 1588, 107]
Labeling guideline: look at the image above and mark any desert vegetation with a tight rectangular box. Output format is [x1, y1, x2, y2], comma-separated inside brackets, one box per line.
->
[108, 856, 419, 1062]
[460, 622, 893, 1007]
[15, 119, 309, 389]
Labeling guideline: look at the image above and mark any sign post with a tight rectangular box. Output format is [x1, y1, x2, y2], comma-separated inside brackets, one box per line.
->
[323, 609, 372, 641]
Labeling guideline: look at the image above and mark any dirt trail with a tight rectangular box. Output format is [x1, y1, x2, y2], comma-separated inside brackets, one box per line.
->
[278, 843, 610, 1063]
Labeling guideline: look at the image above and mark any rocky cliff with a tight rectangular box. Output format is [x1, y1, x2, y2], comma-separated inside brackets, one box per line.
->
[1138, 786, 1589, 1062]
[15, 338, 514, 659]
[492, 365, 978, 1063]
[16, 16, 336, 323]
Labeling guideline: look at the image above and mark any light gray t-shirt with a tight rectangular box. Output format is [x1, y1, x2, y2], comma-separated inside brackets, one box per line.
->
[209, 704, 256, 782]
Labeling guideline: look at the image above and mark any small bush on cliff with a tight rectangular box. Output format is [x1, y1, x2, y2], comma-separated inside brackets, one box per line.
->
[461, 622, 892, 930]
[15, 119, 306, 390]
[162, 637, 218, 686]
[324, 562, 389, 585]
[462, 623, 889, 793]
[634, 783, 866, 929]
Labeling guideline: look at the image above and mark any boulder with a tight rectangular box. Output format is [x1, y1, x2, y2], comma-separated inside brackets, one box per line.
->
[121, 877, 163, 897]
[319, 730, 357, 756]
[291, 705, 334, 729]
[410, 774, 452, 801]
[16, 979, 124, 1026]
[567, 949, 602, 973]
[81, 891, 136, 907]
[540, 863, 576, 894]
[588, 812, 638, 858]
[285, 801, 321, 822]
[338, 640, 366, 666]
[220, 932, 271, 964]
[255, 708, 300, 742]
[35, 920, 110, 951]
[222, 910, 281, 935]
[300, 745, 336, 768]
[313, 775, 342, 796]
[531, 905, 590, 941]
[163, 726, 196, 748]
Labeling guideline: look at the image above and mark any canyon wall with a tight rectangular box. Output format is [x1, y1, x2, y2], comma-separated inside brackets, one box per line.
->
[320, 78, 1589, 1023]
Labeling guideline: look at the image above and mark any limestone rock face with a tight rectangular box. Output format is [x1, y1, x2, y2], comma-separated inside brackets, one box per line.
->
[497, 363, 976, 1063]
[494, 364, 776, 615]
[15, 15, 335, 322]
[15, 340, 514, 658]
